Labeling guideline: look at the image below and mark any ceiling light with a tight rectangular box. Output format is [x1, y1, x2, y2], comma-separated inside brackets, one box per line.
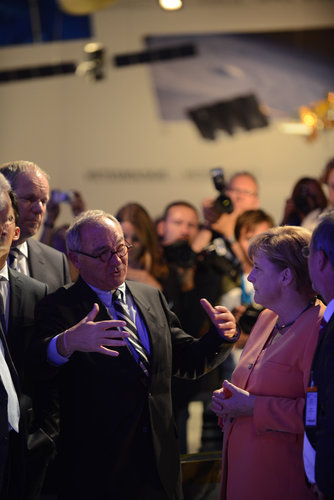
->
[159, 0, 183, 11]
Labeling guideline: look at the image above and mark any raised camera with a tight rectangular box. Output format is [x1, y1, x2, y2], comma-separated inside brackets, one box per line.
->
[210, 168, 233, 214]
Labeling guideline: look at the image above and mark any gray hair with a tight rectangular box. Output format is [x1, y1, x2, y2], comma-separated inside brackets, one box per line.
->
[311, 211, 334, 268]
[66, 209, 123, 252]
[0, 160, 49, 190]
[0, 172, 11, 211]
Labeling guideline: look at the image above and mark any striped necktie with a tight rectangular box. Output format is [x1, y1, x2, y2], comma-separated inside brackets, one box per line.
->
[112, 289, 150, 376]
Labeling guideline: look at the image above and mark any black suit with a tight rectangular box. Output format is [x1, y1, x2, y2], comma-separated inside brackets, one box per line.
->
[26, 239, 71, 293]
[0, 322, 24, 500]
[32, 277, 235, 500]
[307, 312, 334, 498]
[5, 269, 55, 500]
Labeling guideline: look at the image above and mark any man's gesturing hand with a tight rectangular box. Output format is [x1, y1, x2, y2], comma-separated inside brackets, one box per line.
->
[200, 298, 238, 339]
[56, 303, 129, 357]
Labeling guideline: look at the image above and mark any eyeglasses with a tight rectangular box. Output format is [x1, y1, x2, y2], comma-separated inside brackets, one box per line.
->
[71, 242, 132, 263]
[0, 215, 15, 230]
[302, 246, 310, 258]
[226, 187, 258, 197]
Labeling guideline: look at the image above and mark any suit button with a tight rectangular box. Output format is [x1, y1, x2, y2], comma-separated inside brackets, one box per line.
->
[248, 363, 253, 370]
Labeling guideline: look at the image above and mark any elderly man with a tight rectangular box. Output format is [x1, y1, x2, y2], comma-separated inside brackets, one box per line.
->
[0, 161, 71, 291]
[31, 209, 239, 500]
[303, 212, 334, 499]
[0, 173, 49, 499]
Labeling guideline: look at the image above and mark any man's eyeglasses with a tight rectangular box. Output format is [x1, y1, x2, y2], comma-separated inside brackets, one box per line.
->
[71, 242, 132, 263]
[0, 215, 15, 230]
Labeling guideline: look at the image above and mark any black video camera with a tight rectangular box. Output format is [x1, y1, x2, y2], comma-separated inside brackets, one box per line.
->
[210, 168, 233, 214]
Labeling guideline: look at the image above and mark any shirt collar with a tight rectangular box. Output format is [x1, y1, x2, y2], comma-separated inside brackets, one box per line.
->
[324, 298, 334, 323]
[0, 263, 9, 281]
[14, 241, 28, 258]
[88, 281, 126, 308]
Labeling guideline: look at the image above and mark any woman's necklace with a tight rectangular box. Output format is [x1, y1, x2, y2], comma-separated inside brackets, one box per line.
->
[275, 298, 316, 333]
[265, 298, 316, 349]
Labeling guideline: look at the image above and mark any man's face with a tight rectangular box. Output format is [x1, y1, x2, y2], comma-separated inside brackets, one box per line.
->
[161, 205, 199, 246]
[14, 170, 49, 241]
[226, 175, 259, 214]
[70, 218, 128, 291]
[0, 192, 20, 265]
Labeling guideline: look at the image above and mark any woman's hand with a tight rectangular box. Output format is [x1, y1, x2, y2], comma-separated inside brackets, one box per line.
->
[211, 380, 256, 418]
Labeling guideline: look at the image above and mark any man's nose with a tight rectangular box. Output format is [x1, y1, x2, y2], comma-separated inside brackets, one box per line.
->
[31, 200, 45, 213]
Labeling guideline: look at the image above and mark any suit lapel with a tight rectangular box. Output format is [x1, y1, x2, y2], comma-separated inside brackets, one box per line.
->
[0, 321, 20, 396]
[27, 239, 45, 282]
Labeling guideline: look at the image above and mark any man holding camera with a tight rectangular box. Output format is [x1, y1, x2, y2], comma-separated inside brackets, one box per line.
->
[0, 161, 71, 292]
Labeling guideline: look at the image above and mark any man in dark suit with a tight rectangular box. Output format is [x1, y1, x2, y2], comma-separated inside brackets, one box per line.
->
[304, 212, 334, 499]
[31, 209, 239, 500]
[0, 173, 50, 499]
[0, 161, 71, 292]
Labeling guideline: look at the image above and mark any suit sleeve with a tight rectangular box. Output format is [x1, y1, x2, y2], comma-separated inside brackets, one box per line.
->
[157, 289, 236, 380]
[315, 326, 334, 497]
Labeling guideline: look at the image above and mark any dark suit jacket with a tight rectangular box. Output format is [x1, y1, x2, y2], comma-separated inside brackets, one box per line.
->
[0, 323, 24, 500]
[27, 239, 71, 293]
[32, 277, 236, 500]
[6, 268, 48, 387]
[309, 312, 334, 498]
[5, 269, 58, 500]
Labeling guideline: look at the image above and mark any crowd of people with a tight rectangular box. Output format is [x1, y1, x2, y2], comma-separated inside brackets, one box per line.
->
[0, 157, 333, 500]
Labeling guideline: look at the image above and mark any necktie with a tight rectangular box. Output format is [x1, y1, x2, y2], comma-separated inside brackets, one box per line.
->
[0, 280, 6, 335]
[8, 248, 19, 271]
[112, 289, 150, 376]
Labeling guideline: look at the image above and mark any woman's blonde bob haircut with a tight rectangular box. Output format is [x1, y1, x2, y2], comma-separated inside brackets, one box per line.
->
[248, 225, 314, 295]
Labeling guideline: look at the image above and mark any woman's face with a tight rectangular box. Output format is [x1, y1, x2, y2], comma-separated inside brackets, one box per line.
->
[247, 250, 283, 308]
[120, 220, 144, 267]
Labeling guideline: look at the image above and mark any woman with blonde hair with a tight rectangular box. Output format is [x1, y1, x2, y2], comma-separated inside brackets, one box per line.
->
[211, 225, 324, 500]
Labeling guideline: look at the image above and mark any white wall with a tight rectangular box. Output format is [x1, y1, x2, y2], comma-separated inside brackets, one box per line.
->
[0, 0, 333, 227]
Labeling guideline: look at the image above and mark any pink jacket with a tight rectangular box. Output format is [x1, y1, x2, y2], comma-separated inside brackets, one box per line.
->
[220, 300, 325, 500]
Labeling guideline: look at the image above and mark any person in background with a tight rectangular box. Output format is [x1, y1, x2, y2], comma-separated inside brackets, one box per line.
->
[30, 209, 239, 500]
[302, 158, 334, 231]
[115, 202, 169, 291]
[0, 161, 71, 292]
[304, 213, 334, 499]
[211, 225, 324, 500]
[280, 177, 327, 228]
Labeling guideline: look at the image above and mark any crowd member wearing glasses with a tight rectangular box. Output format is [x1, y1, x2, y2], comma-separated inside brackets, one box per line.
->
[211, 226, 325, 500]
[30, 209, 240, 500]
[0, 161, 71, 292]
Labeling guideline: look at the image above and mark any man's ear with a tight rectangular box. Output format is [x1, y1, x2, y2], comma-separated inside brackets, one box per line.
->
[156, 219, 165, 238]
[68, 250, 80, 270]
[12, 226, 20, 242]
[317, 248, 328, 271]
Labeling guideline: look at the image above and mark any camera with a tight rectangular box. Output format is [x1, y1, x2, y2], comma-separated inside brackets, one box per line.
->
[163, 241, 197, 269]
[210, 168, 233, 214]
[51, 190, 74, 204]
